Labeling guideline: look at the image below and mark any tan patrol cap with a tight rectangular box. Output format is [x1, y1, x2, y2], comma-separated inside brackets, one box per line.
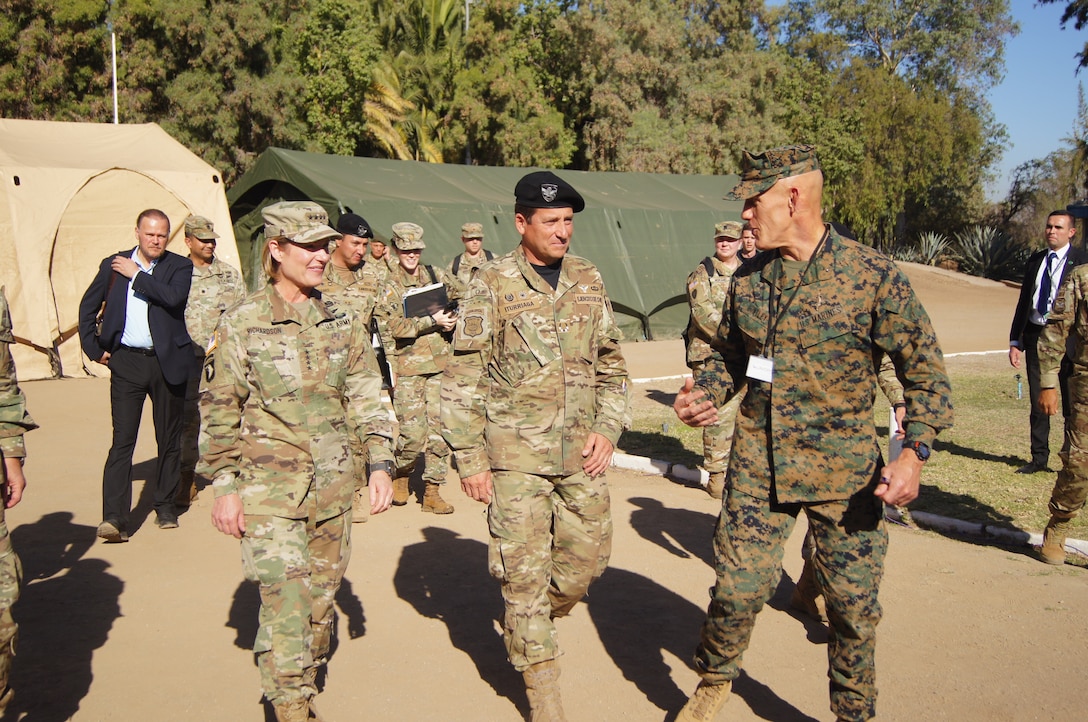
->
[391, 222, 425, 251]
[262, 201, 340, 244]
[185, 214, 219, 240]
[461, 222, 484, 239]
[714, 221, 743, 240]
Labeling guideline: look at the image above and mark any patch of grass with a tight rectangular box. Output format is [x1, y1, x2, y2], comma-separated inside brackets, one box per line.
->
[619, 354, 1085, 540]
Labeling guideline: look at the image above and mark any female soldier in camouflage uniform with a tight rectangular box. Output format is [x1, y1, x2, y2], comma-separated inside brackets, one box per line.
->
[200, 202, 395, 722]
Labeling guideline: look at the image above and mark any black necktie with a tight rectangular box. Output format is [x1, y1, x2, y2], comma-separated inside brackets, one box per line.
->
[1037, 252, 1058, 317]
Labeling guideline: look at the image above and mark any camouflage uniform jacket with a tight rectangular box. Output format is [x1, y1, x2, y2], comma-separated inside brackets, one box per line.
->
[442, 246, 630, 478]
[698, 227, 952, 503]
[1039, 264, 1088, 385]
[447, 250, 495, 286]
[374, 264, 465, 377]
[198, 283, 393, 520]
[685, 256, 742, 367]
[185, 257, 247, 356]
[0, 288, 37, 460]
[318, 260, 382, 326]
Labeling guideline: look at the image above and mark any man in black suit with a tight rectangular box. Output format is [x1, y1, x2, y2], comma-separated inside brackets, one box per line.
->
[79, 209, 195, 541]
[1009, 210, 1086, 474]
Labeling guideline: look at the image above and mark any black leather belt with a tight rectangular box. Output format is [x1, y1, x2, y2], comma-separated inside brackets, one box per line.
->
[120, 345, 156, 356]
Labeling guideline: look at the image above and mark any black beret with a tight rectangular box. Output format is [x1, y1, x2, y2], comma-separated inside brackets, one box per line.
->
[514, 171, 585, 213]
[336, 212, 374, 239]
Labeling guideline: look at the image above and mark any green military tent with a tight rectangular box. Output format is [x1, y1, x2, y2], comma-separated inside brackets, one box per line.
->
[227, 148, 742, 340]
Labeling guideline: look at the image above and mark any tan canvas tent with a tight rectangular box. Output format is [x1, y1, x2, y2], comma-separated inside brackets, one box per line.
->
[0, 119, 239, 380]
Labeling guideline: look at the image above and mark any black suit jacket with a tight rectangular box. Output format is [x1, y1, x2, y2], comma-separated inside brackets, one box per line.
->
[1010, 245, 1088, 347]
[78, 248, 195, 386]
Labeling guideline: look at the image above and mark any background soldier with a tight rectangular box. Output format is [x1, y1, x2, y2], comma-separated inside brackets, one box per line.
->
[447, 221, 495, 285]
[374, 223, 464, 514]
[1036, 260, 1088, 564]
[684, 220, 745, 499]
[320, 212, 383, 523]
[0, 287, 36, 714]
[178, 215, 246, 507]
[672, 145, 952, 722]
[441, 171, 630, 720]
[739, 223, 758, 261]
[202, 201, 394, 721]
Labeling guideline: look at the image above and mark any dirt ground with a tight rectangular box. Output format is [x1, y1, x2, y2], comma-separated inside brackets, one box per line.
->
[7, 264, 1087, 722]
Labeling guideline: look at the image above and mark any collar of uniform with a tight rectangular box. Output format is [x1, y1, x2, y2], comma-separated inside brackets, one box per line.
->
[264, 283, 334, 326]
[514, 245, 572, 295]
[759, 225, 839, 290]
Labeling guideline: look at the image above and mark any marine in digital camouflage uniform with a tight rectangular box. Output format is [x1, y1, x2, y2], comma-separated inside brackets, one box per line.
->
[200, 202, 394, 722]
[1036, 262, 1088, 564]
[0, 287, 36, 714]
[685, 220, 746, 499]
[318, 213, 384, 523]
[373, 222, 465, 514]
[672, 146, 953, 722]
[179, 215, 247, 507]
[441, 171, 630, 720]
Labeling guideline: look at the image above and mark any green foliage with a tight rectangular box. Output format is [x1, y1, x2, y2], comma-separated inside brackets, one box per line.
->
[952, 225, 1030, 280]
[915, 231, 953, 265]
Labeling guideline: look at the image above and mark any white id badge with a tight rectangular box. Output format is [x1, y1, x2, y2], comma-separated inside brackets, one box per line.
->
[747, 355, 774, 383]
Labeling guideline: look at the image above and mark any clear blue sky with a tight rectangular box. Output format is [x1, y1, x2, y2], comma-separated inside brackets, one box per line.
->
[988, 1, 1086, 200]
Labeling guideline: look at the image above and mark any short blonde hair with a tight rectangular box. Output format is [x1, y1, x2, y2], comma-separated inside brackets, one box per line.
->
[261, 237, 282, 281]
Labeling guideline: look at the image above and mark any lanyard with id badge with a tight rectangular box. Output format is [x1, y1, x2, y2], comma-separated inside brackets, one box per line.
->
[747, 229, 829, 385]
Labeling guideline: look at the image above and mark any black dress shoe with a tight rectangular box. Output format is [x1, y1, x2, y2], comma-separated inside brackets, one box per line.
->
[1015, 462, 1051, 474]
[155, 511, 179, 529]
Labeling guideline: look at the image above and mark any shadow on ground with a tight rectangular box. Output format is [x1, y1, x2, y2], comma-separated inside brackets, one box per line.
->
[7, 512, 123, 721]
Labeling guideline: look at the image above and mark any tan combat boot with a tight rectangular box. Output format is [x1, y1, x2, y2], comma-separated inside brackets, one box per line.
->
[677, 680, 732, 722]
[422, 482, 454, 514]
[1039, 515, 1072, 565]
[392, 476, 410, 506]
[273, 697, 310, 722]
[789, 559, 827, 622]
[351, 488, 368, 523]
[705, 471, 725, 500]
[523, 659, 566, 722]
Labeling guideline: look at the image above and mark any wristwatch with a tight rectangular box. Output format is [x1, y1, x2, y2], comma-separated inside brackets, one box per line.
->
[903, 440, 931, 462]
[367, 460, 396, 476]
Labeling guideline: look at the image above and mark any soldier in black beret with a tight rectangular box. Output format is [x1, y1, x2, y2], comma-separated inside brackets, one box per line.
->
[514, 170, 585, 212]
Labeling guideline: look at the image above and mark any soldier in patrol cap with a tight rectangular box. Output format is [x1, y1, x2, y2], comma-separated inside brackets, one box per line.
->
[374, 222, 464, 514]
[178, 214, 246, 507]
[672, 145, 953, 722]
[447, 222, 495, 285]
[684, 220, 744, 501]
[201, 200, 395, 722]
[442, 170, 629, 720]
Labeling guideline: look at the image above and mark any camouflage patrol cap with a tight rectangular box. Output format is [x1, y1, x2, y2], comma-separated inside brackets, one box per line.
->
[262, 201, 341, 244]
[726, 144, 821, 201]
[714, 221, 743, 240]
[461, 222, 484, 239]
[184, 214, 219, 240]
[391, 222, 425, 251]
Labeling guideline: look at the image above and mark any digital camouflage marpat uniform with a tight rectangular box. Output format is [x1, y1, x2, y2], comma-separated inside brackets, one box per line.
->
[181, 255, 246, 495]
[373, 226, 465, 503]
[685, 224, 745, 487]
[1037, 263, 1088, 561]
[694, 224, 953, 721]
[440, 245, 630, 671]
[0, 287, 36, 711]
[198, 279, 393, 708]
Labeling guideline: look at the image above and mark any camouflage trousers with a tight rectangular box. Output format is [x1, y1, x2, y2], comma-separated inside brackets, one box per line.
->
[695, 485, 887, 722]
[240, 511, 350, 705]
[1050, 376, 1088, 519]
[488, 469, 612, 671]
[700, 383, 742, 474]
[0, 507, 19, 700]
[392, 372, 449, 484]
[179, 355, 203, 481]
